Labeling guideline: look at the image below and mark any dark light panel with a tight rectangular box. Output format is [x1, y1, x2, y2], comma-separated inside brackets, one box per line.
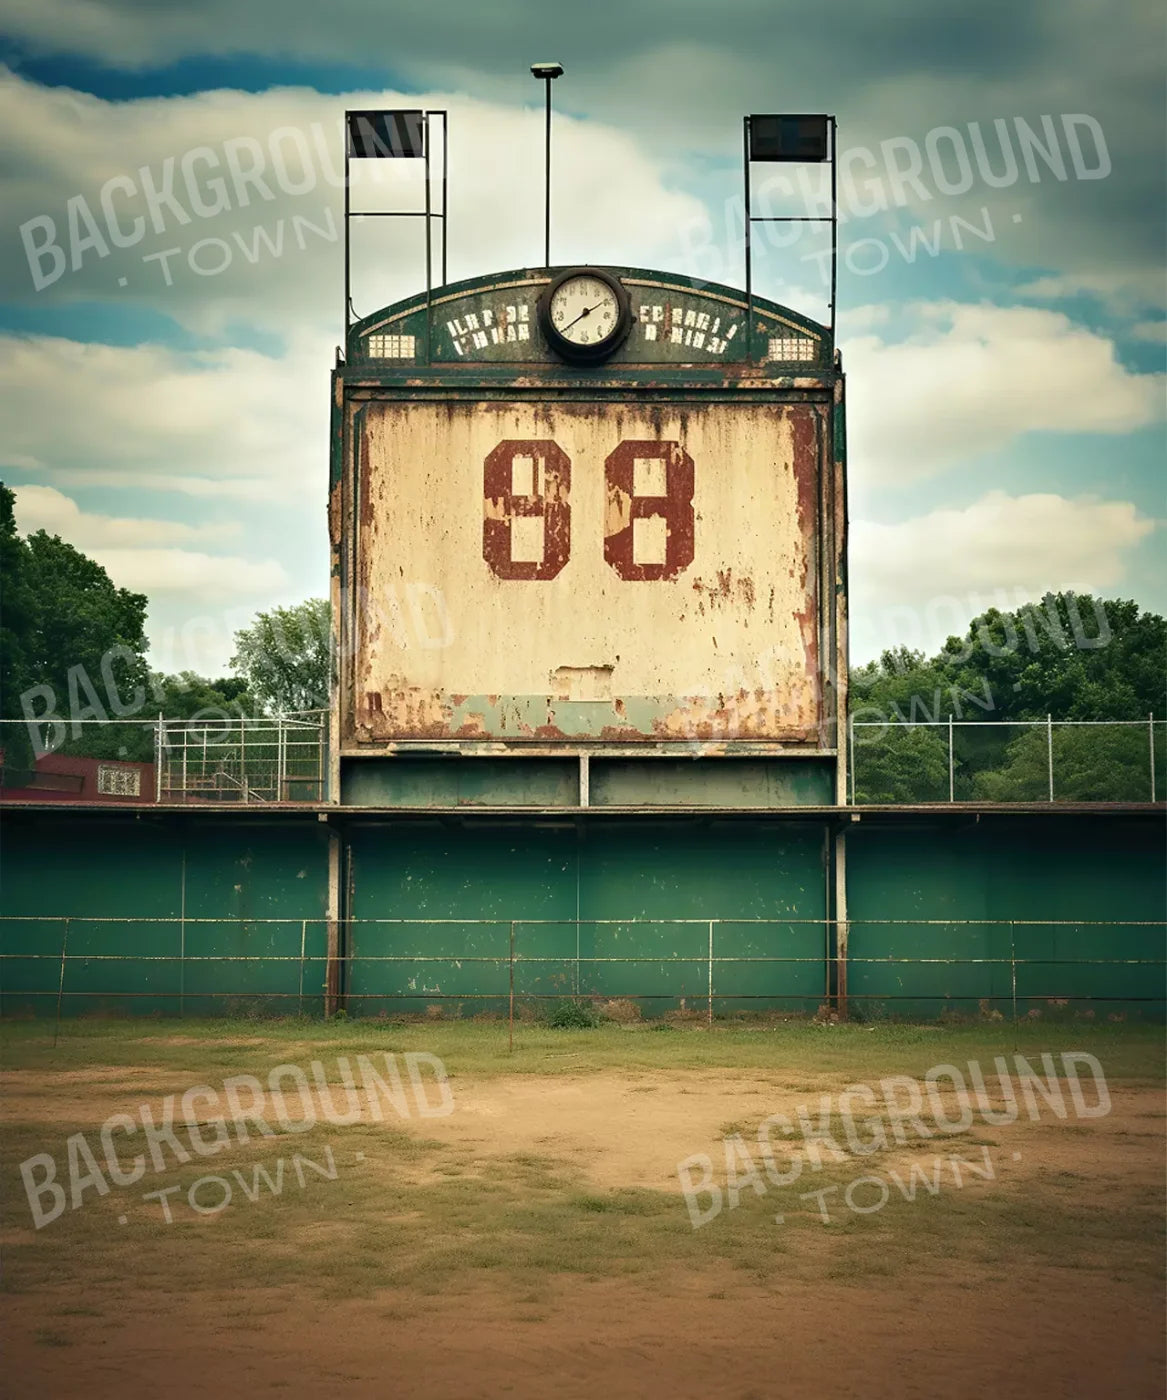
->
[749, 115, 830, 162]
[346, 110, 426, 159]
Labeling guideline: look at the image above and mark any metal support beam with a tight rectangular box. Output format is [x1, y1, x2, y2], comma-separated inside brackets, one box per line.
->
[834, 827, 848, 1017]
[326, 826, 342, 1017]
[543, 78, 553, 267]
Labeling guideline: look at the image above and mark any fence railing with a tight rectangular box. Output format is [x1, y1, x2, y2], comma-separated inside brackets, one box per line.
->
[849, 716, 1164, 805]
[0, 713, 328, 805]
[4, 713, 1164, 808]
[3, 916, 1163, 1033]
[156, 713, 327, 804]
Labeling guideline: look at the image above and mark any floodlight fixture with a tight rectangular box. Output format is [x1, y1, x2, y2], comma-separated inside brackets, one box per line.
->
[748, 113, 830, 163]
[346, 109, 427, 160]
[743, 112, 838, 351]
[342, 107, 448, 348]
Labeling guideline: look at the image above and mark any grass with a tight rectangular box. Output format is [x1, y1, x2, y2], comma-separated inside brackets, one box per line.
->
[3, 1015, 1163, 1081]
[2, 1019, 1163, 1312]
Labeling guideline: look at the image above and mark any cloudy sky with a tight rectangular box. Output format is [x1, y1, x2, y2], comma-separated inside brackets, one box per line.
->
[1, 1, 1163, 672]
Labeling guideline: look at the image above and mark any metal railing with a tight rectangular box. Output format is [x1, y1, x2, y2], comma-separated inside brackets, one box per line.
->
[0, 713, 328, 805]
[3, 916, 1163, 1035]
[849, 716, 1164, 805]
[156, 712, 327, 804]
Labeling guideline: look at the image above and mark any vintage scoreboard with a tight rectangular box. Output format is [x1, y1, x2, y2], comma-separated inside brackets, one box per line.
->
[329, 265, 847, 809]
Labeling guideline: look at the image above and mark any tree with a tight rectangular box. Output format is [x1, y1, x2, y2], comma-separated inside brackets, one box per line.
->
[849, 592, 1166, 802]
[972, 725, 1156, 803]
[152, 671, 254, 721]
[855, 593, 1164, 725]
[939, 593, 1165, 722]
[0, 485, 150, 776]
[230, 599, 330, 715]
[851, 725, 950, 804]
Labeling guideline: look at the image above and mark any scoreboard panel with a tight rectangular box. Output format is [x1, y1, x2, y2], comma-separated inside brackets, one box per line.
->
[349, 399, 823, 743]
[332, 266, 845, 769]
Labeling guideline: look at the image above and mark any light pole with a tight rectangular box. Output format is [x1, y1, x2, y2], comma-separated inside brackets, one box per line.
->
[531, 62, 564, 268]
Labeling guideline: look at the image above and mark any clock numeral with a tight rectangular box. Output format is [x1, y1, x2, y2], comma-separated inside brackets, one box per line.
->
[482, 438, 695, 582]
[482, 440, 571, 580]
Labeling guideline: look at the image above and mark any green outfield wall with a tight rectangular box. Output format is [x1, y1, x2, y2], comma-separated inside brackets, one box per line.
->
[1, 809, 1162, 1021]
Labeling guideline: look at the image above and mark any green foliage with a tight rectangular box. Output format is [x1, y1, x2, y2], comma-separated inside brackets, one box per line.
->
[0, 485, 149, 774]
[151, 671, 254, 722]
[543, 998, 603, 1029]
[940, 594, 1165, 722]
[851, 725, 950, 804]
[850, 592, 1165, 803]
[230, 598, 330, 715]
[973, 725, 1157, 802]
[853, 593, 1165, 725]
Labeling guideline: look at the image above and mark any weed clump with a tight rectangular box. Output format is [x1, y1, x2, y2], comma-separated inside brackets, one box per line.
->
[543, 998, 603, 1029]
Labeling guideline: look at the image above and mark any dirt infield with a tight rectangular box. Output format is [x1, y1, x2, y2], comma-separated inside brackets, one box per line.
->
[2, 1021, 1163, 1399]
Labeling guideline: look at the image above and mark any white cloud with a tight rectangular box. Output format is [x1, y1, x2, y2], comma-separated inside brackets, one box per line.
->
[11, 483, 241, 545]
[88, 548, 287, 599]
[10, 485, 291, 673]
[0, 69, 708, 339]
[0, 333, 323, 501]
[1, 0, 1164, 307]
[1131, 319, 1167, 344]
[850, 489, 1158, 658]
[1013, 272, 1164, 317]
[844, 302, 1165, 484]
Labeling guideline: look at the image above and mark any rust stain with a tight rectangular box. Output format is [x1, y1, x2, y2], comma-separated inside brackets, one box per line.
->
[689, 570, 756, 612]
[358, 421, 374, 531]
[790, 407, 820, 681]
[599, 725, 651, 742]
[328, 480, 342, 545]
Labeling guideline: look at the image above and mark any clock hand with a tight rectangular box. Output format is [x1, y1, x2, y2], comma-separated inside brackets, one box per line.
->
[559, 301, 609, 333]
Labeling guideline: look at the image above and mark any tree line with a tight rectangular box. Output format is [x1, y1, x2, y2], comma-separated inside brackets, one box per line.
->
[0, 486, 328, 775]
[1, 483, 1162, 797]
[850, 594, 1165, 802]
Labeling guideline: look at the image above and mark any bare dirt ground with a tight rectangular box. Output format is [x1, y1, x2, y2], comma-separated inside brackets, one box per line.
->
[2, 1036, 1163, 1399]
[5, 1266, 1162, 1400]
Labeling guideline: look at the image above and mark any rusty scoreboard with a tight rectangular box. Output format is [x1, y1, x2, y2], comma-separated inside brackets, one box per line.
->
[330, 116, 846, 810]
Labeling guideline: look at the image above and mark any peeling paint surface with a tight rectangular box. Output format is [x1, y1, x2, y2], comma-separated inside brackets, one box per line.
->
[347, 400, 822, 743]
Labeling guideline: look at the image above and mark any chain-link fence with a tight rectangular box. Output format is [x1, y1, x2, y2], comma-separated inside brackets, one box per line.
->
[157, 713, 327, 803]
[3, 916, 1163, 1027]
[850, 717, 1164, 805]
[0, 713, 328, 804]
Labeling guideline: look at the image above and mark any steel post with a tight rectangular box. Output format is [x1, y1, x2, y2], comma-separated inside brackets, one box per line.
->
[707, 919, 714, 1026]
[509, 921, 516, 1053]
[948, 714, 955, 803]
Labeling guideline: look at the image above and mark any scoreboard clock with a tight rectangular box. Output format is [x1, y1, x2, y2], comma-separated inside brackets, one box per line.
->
[331, 265, 845, 785]
[537, 269, 633, 363]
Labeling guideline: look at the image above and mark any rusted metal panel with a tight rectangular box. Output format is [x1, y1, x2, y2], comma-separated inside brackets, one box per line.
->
[344, 398, 824, 744]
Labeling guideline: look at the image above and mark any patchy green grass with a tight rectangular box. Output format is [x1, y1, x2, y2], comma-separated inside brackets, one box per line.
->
[2, 1019, 1162, 1315]
[3, 1016, 1163, 1081]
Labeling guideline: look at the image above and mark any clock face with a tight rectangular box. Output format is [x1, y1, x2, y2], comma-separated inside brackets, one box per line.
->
[549, 275, 620, 348]
[538, 269, 632, 362]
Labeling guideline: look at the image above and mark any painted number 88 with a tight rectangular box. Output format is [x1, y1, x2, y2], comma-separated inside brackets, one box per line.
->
[482, 438, 695, 581]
